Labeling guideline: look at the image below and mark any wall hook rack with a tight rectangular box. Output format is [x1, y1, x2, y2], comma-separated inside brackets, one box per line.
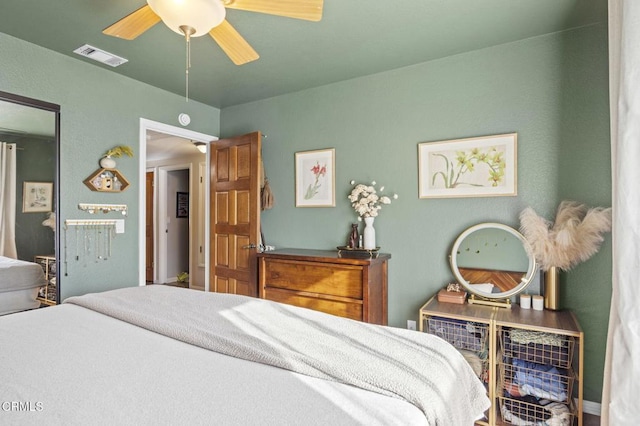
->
[78, 203, 128, 216]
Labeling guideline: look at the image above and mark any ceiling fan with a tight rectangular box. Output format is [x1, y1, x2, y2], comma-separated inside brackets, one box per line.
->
[103, 0, 324, 66]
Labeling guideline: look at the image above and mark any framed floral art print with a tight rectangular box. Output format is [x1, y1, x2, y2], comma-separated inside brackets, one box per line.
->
[295, 148, 335, 207]
[418, 133, 517, 198]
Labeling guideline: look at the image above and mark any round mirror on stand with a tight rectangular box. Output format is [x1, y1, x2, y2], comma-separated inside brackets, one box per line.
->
[449, 223, 538, 308]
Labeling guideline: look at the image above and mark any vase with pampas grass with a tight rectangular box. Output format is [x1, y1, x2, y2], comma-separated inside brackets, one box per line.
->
[519, 201, 612, 310]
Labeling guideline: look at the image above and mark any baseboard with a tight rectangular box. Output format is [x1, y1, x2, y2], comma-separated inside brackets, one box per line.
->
[582, 399, 601, 416]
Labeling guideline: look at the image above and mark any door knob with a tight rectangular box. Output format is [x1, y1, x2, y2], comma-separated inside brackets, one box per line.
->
[242, 244, 257, 249]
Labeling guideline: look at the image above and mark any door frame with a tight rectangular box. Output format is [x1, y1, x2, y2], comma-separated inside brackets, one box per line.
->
[138, 118, 217, 288]
[145, 169, 155, 283]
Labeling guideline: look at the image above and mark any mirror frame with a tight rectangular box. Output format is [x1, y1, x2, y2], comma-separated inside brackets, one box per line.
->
[0, 90, 61, 303]
[449, 222, 538, 300]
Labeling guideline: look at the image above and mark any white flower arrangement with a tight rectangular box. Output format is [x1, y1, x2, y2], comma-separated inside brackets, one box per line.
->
[348, 180, 398, 219]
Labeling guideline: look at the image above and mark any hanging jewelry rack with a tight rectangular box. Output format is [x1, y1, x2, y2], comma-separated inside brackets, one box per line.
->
[78, 203, 128, 215]
[64, 219, 125, 232]
[62, 219, 125, 276]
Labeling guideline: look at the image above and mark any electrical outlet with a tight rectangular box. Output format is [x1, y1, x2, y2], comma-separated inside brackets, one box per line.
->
[407, 320, 416, 331]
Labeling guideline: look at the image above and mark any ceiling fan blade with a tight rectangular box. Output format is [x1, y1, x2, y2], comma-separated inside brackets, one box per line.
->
[209, 20, 259, 66]
[102, 5, 161, 40]
[223, 0, 323, 22]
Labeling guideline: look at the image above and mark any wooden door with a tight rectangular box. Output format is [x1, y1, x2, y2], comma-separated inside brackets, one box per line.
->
[145, 171, 154, 282]
[209, 132, 261, 296]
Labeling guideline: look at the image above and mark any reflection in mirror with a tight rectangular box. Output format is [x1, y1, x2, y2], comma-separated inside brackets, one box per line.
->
[450, 223, 537, 306]
[0, 91, 60, 310]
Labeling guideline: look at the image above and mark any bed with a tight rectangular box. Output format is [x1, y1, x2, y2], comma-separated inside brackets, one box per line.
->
[0, 256, 47, 315]
[0, 285, 489, 425]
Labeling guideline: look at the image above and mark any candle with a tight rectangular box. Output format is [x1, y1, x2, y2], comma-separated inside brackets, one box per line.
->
[532, 295, 544, 311]
[520, 294, 531, 309]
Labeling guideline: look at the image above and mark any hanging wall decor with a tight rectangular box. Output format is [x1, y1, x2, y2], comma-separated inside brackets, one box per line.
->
[22, 181, 53, 213]
[83, 168, 130, 192]
[418, 133, 517, 199]
[295, 148, 335, 207]
[85, 145, 134, 192]
[176, 192, 189, 218]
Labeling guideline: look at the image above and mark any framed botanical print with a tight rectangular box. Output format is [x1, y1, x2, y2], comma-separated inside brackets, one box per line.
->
[418, 133, 517, 198]
[295, 148, 335, 207]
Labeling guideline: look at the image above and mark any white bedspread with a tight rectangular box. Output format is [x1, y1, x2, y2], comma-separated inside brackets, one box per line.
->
[1, 301, 426, 425]
[0, 256, 46, 315]
[65, 286, 489, 425]
[0, 256, 46, 292]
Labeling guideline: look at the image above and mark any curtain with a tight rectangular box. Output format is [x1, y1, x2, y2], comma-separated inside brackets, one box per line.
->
[602, 1, 640, 424]
[0, 142, 18, 258]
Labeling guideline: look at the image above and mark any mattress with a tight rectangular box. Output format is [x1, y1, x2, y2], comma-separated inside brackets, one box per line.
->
[0, 256, 47, 315]
[0, 286, 490, 425]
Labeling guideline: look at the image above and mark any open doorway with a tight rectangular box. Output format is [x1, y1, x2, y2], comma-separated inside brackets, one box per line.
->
[151, 164, 190, 285]
[138, 118, 217, 290]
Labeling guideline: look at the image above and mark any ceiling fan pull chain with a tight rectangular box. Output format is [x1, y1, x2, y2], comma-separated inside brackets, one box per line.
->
[186, 34, 189, 102]
[180, 25, 196, 102]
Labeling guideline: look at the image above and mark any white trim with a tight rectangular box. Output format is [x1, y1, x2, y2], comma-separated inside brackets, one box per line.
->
[204, 145, 210, 291]
[197, 161, 207, 268]
[138, 118, 216, 290]
[146, 167, 158, 283]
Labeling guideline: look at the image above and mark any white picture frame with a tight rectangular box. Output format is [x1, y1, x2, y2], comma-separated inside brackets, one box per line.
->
[418, 133, 517, 198]
[22, 181, 54, 213]
[295, 148, 335, 207]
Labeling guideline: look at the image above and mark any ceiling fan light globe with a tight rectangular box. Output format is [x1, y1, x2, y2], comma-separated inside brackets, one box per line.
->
[194, 142, 207, 153]
[147, 0, 226, 37]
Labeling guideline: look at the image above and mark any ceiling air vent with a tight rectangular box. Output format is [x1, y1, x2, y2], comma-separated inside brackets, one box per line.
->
[73, 44, 128, 67]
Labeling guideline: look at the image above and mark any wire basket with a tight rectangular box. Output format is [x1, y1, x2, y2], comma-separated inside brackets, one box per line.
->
[500, 360, 575, 405]
[498, 394, 575, 425]
[427, 316, 489, 353]
[38, 284, 57, 302]
[501, 328, 575, 369]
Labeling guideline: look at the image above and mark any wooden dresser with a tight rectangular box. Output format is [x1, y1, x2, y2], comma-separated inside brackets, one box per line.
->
[257, 248, 390, 325]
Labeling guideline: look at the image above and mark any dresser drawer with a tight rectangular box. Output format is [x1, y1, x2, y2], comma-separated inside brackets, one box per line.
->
[262, 259, 363, 299]
[264, 288, 363, 321]
[258, 249, 390, 325]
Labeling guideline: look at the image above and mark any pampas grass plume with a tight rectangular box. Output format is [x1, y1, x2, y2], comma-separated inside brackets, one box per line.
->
[519, 201, 611, 271]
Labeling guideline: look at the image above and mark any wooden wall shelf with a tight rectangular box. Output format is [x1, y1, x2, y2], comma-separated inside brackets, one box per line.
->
[83, 168, 130, 192]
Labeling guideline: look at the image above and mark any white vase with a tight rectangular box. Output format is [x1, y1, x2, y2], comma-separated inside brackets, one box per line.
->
[100, 156, 116, 169]
[363, 216, 376, 249]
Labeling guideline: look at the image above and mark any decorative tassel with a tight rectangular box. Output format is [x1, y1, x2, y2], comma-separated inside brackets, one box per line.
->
[261, 178, 274, 210]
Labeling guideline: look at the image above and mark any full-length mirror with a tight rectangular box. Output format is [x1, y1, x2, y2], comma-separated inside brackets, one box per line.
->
[0, 90, 60, 313]
[449, 222, 537, 304]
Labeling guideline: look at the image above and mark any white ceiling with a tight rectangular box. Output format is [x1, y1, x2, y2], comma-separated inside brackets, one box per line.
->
[146, 130, 206, 162]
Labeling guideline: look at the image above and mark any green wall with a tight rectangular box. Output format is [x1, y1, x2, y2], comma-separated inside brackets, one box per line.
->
[221, 24, 611, 402]
[12, 136, 57, 262]
[0, 32, 221, 299]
